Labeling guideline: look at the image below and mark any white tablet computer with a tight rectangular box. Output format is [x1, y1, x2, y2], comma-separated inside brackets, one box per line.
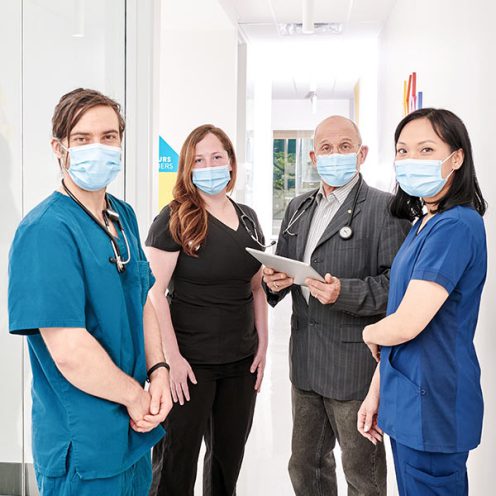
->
[246, 247, 325, 286]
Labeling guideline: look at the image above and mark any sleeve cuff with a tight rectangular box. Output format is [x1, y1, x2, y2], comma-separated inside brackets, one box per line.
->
[411, 269, 455, 293]
[262, 281, 284, 307]
[9, 319, 86, 336]
[330, 278, 355, 312]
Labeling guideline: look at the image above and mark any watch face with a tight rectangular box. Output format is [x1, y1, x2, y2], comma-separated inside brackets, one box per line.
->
[340, 226, 353, 239]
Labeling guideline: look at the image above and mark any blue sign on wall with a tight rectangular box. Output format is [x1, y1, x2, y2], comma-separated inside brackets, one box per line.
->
[158, 136, 179, 172]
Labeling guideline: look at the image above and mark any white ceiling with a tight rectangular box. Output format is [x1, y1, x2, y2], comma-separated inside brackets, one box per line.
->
[219, 0, 397, 99]
[221, 0, 397, 42]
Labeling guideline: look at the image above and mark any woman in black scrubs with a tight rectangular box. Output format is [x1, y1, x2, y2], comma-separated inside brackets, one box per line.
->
[146, 124, 268, 496]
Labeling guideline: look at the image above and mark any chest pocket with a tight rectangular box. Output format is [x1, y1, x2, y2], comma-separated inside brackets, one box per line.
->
[137, 260, 152, 305]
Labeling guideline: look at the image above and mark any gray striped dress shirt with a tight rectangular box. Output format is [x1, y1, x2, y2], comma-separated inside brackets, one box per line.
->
[301, 174, 360, 301]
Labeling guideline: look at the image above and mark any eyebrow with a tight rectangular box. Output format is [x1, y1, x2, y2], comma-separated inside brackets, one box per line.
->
[318, 136, 353, 143]
[194, 151, 226, 157]
[70, 132, 91, 137]
[318, 139, 353, 146]
[70, 129, 119, 137]
[397, 139, 437, 146]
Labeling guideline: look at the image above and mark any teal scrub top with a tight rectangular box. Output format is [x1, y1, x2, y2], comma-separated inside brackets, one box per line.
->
[8, 191, 164, 479]
[378, 206, 486, 453]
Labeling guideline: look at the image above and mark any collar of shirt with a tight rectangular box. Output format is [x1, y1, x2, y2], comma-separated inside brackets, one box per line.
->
[316, 173, 360, 206]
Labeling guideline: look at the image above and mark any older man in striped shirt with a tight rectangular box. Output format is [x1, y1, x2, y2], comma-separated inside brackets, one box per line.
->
[264, 116, 410, 496]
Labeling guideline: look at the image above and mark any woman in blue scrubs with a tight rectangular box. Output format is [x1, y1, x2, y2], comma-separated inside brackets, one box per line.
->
[8, 89, 171, 495]
[357, 108, 487, 495]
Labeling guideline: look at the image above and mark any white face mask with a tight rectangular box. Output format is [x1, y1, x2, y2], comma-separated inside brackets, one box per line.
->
[191, 165, 231, 195]
[316, 145, 362, 187]
[394, 151, 456, 198]
[60, 142, 122, 191]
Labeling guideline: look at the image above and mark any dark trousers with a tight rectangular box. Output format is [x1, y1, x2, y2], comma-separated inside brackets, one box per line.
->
[288, 385, 387, 496]
[391, 438, 468, 496]
[150, 356, 257, 496]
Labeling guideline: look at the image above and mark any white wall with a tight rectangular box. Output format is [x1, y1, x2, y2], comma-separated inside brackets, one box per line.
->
[378, 1, 496, 493]
[355, 38, 380, 189]
[251, 55, 273, 239]
[157, 0, 239, 209]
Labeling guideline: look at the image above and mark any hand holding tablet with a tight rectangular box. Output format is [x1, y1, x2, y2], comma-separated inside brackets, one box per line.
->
[246, 248, 325, 287]
[262, 266, 294, 293]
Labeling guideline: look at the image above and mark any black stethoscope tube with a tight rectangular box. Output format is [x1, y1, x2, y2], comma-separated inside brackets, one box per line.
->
[61, 180, 131, 272]
[283, 174, 363, 240]
[230, 199, 276, 249]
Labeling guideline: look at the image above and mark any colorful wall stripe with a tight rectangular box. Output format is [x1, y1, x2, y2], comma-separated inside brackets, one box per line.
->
[403, 72, 423, 116]
[158, 136, 179, 210]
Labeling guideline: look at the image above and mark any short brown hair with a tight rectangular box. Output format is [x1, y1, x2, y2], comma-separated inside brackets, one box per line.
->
[52, 88, 125, 142]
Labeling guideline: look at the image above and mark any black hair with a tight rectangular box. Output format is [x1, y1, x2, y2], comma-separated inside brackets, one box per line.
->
[390, 108, 487, 220]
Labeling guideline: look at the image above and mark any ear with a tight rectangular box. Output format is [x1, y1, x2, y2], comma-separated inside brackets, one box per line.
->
[452, 149, 464, 170]
[357, 145, 369, 169]
[51, 138, 67, 167]
[309, 150, 317, 166]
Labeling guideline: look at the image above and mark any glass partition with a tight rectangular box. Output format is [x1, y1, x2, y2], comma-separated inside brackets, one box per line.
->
[0, 1, 126, 494]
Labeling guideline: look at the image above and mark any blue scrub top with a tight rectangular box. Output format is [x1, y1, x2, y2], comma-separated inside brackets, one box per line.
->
[378, 205, 486, 453]
[8, 191, 164, 479]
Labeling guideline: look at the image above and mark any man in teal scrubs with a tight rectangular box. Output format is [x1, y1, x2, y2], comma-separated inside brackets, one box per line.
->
[8, 88, 172, 495]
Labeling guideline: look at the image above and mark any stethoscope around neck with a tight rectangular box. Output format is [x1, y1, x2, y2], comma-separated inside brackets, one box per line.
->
[61, 180, 131, 273]
[283, 174, 363, 241]
[230, 199, 276, 249]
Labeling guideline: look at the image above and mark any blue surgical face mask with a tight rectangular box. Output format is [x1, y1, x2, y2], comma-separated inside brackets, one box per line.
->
[61, 142, 122, 191]
[316, 148, 361, 187]
[394, 152, 456, 198]
[192, 165, 231, 195]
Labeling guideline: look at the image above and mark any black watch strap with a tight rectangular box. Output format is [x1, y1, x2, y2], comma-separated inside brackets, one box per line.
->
[146, 361, 170, 382]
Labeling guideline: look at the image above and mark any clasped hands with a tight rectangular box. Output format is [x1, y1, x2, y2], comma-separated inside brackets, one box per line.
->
[262, 267, 341, 305]
[127, 367, 173, 433]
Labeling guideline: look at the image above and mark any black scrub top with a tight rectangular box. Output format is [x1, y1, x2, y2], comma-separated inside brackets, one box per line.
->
[145, 201, 264, 365]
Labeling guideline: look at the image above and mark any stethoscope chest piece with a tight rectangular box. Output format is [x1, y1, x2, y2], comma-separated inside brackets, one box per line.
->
[339, 226, 354, 240]
[338, 176, 362, 240]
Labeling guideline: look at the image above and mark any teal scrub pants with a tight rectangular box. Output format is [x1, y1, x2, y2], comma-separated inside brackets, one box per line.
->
[35, 450, 152, 496]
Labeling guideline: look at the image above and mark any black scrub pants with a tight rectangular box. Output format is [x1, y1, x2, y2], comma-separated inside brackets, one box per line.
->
[149, 356, 257, 496]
